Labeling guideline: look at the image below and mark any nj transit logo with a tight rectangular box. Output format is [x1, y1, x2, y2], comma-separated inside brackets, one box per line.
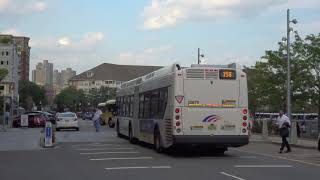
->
[202, 115, 221, 123]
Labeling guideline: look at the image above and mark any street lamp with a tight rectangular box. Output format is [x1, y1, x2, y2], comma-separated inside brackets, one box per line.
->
[286, 9, 297, 121]
[198, 48, 204, 64]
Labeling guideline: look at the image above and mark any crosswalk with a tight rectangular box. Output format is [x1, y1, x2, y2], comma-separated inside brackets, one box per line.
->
[70, 142, 172, 172]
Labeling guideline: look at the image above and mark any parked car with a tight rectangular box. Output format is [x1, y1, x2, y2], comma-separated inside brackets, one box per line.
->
[13, 113, 47, 128]
[83, 112, 93, 120]
[55, 112, 79, 131]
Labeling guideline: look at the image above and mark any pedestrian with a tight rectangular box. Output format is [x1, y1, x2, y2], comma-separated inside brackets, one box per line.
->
[93, 107, 102, 132]
[5, 105, 10, 127]
[276, 110, 292, 153]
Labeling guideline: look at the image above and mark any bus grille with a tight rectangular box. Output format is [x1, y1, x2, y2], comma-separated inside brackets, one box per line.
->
[164, 118, 173, 144]
[186, 69, 218, 79]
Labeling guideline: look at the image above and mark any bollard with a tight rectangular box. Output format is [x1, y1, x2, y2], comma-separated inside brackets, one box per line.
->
[262, 119, 269, 140]
[290, 121, 297, 144]
[44, 121, 54, 148]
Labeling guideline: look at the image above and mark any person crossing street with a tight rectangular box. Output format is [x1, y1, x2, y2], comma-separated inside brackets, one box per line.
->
[277, 110, 292, 153]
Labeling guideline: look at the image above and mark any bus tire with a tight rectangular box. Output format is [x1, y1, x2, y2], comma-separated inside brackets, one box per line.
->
[154, 127, 163, 153]
[108, 118, 115, 128]
[116, 120, 121, 138]
[128, 124, 136, 144]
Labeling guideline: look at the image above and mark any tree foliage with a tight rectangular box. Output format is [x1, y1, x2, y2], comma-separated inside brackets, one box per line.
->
[19, 80, 46, 111]
[54, 87, 86, 112]
[0, 68, 8, 81]
[247, 32, 320, 117]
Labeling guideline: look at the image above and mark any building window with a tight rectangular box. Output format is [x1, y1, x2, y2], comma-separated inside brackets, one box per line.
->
[1, 61, 3, 65]
[1, 52, 4, 56]
[6, 61, 8, 65]
[6, 51, 9, 56]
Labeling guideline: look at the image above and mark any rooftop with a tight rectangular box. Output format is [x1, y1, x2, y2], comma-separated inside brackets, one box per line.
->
[69, 63, 162, 82]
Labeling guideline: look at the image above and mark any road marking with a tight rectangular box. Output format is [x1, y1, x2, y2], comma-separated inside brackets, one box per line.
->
[80, 151, 139, 155]
[235, 165, 293, 168]
[231, 149, 320, 167]
[90, 157, 153, 161]
[76, 148, 135, 151]
[105, 166, 171, 170]
[72, 144, 125, 147]
[200, 156, 256, 159]
[220, 172, 246, 180]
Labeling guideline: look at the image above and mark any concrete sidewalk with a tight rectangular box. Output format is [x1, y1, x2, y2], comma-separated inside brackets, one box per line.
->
[0, 128, 42, 151]
[250, 134, 318, 149]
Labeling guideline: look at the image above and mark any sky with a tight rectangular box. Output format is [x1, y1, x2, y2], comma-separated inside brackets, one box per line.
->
[0, 0, 319, 76]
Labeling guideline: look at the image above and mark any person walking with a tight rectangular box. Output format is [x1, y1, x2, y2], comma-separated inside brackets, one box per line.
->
[93, 108, 102, 132]
[277, 110, 292, 153]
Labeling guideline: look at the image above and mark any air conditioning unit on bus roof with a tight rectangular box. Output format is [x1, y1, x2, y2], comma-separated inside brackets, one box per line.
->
[191, 63, 241, 69]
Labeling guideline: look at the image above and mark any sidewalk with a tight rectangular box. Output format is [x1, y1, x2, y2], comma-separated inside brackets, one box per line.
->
[0, 127, 42, 151]
[250, 134, 318, 149]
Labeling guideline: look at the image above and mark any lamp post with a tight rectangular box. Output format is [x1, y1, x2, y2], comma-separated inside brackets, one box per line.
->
[286, 9, 297, 121]
[197, 48, 204, 64]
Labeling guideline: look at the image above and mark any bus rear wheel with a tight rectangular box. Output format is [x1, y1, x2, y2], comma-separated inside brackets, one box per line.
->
[154, 129, 163, 153]
[128, 125, 136, 144]
[116, 120, 121, 137]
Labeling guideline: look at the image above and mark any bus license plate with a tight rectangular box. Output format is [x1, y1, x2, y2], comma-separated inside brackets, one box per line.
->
[190, 126, 203, 130]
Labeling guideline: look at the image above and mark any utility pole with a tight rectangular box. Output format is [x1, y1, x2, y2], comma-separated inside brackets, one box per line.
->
[287, 9, 291, 122]
[286, 9, 297, 121]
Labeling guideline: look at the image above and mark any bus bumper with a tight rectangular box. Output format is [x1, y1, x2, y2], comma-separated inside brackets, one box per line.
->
[172, 135, 249, 147]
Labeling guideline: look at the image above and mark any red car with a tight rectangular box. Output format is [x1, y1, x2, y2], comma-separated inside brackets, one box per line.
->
[13, 113, 47, 128]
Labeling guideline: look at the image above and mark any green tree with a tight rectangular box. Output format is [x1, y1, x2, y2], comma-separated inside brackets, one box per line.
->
[303, 33, 320, 119]
[0, 68, 8, 81]
[19, 80, 46, 111]
[247, 32, 311, 113]
[55, 87, 86, 112]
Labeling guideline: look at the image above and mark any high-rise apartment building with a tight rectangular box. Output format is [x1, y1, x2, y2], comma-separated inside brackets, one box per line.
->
[14, 36, 30, 81]
[32, 60, 53, 86]
[0, 35, 20, 115]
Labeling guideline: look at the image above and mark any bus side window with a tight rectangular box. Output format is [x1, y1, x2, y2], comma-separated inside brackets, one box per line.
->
[139, 94, 144, 118]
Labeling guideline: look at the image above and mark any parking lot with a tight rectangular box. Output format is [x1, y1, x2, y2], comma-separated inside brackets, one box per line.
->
[0, 119, 319, 180]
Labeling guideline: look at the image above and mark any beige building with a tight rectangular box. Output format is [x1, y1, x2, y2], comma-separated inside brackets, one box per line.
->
[53, 67, 76, 94]
[69, 63, 161, 94]
[32, 60, 53, 86]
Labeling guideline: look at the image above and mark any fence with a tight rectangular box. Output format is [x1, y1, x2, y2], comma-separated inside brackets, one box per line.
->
[252, 118, 319, 139]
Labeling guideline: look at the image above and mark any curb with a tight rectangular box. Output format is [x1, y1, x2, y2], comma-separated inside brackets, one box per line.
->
[250, 139, 317, 150]
[271, 141, 317, 150]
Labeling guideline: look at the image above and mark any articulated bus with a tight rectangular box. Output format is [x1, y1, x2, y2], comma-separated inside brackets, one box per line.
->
[116, 63, 249, 153]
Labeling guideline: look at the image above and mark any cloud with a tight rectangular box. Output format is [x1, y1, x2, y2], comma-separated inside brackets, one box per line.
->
[82, 32, 105, 45]
[117, 45, 175, 65]
[58, 37, 71, 46]
[142, 0, 295, 30]
[32, 1, 47, 12]
[0, 0, 47, 15]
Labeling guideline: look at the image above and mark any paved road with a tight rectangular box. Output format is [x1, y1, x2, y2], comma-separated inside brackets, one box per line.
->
[0, 119, 319, 180]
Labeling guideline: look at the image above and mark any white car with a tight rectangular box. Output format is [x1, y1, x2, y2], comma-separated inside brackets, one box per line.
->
[56, 112, 79, 131]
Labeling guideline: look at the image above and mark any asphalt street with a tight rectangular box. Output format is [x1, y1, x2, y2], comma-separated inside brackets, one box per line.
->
[0, 119, 319, 180]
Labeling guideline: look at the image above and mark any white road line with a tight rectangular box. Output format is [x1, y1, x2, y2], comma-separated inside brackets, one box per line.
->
[105, 166, 171, 170]
[235, 165, 293, 168]
[200, 156, 256, 159]
[80, 151, 139, 155]
[231, 149, 320, 167]
[76, 148, 135, 151]
[90, 157, 153, 161]
[72, 144, 125, 147]
[220, 172, 246, 180]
